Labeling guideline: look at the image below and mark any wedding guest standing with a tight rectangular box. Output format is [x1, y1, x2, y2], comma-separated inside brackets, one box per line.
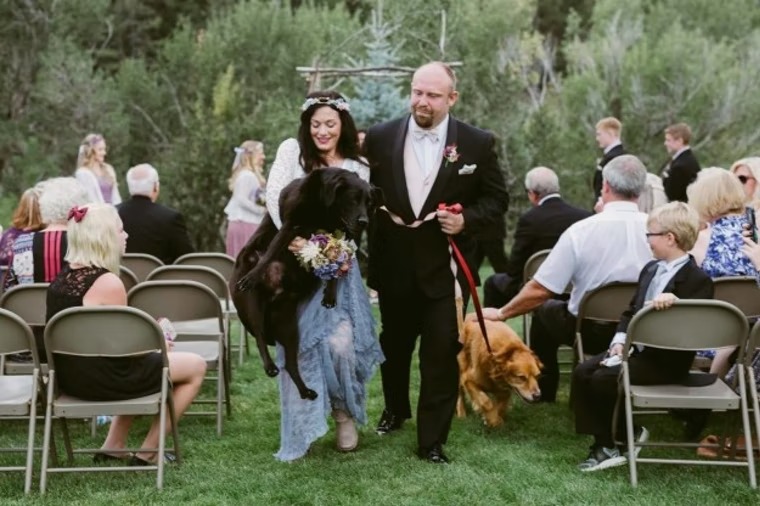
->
[662, 123, 700, 203]
[75, 133, 122, 205]
[224, 140, 268, 258]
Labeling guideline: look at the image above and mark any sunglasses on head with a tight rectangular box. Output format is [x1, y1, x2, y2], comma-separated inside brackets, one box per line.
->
[738, 175, 755, 185]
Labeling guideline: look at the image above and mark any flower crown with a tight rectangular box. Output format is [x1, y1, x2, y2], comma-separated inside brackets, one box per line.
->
[301, 96, 350, 112]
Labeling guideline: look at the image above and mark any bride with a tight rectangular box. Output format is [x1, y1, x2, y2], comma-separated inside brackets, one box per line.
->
[265, 91, 384, 461]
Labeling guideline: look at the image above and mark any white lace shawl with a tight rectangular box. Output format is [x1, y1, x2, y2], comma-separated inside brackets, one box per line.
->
[265, 138, 370, 229]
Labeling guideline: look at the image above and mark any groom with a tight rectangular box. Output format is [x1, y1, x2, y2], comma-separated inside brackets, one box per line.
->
[364, 62, 509, 463]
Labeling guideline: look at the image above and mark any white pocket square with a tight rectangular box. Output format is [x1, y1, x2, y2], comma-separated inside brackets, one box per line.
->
[458, 164, 477, 175]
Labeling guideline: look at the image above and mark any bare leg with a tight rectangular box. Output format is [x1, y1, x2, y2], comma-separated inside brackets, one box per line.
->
[710, 347, 737, 377]
[134, 351, 207, 462]
[99, 415, 137, 456]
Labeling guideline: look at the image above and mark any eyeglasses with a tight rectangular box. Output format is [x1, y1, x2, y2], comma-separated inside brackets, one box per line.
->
[646, 232, 668, 238]
[738, 175, 756, 185]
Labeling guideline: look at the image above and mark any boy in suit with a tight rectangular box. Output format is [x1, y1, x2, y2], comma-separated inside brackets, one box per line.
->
[662, 123, 701, 202]
[571, 201, 713, 472]
[593, 117, 626, 203]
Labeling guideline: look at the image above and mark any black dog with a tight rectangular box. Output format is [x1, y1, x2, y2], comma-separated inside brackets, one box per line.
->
[230, 168, 375, 400]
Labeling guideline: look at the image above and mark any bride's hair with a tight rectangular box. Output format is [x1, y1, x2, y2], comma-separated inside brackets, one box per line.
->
[297, 91, 359, 174]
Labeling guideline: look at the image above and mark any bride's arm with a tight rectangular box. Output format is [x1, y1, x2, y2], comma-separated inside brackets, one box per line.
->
[265, 138, 301, 229]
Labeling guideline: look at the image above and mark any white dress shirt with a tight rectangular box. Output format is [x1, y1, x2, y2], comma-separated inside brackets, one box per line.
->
[533, 201, 653, 316]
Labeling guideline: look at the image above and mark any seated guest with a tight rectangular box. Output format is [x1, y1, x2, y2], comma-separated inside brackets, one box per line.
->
[729, 157, 760, 213]
[4, 177, 89, 289]
[483, 166, 591, 307]
[47, 203, 206, 465]
[687, 167, 758, 375]
[0, 187, 44, 268]
[571, 202, 713, 471]
[482, 155, 653, 402]
[117, 164, 194, 265]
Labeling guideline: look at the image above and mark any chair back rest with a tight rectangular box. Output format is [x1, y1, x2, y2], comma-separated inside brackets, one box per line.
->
[522, 249, 551, 283]
[627, 300, 748, 355]
[44, 306, 166, 364]
[146, 265, 229, 301]
[0, 308, 38, 363]
[0, 283, 49, 325]
[121, 253, 164, 281]
[712, 276, 760, 320]
[576, 281, 638, 324]
[119, 266, 140, 293]
[748, 320, 760, 358]
[128, 280, 224, 324]
[174, 253, 235, 281]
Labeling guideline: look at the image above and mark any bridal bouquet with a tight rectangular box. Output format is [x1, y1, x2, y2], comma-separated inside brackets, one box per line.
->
[294, 231, 357, 280]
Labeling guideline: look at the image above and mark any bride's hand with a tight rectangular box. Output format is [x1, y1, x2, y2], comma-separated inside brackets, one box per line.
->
[288, 236, 307, 253]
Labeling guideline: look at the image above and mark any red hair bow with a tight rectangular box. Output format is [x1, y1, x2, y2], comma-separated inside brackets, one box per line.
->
[68, 206, 88, 223]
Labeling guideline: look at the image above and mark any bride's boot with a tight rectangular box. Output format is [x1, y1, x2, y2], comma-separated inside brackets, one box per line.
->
[332, 409, 358, 452]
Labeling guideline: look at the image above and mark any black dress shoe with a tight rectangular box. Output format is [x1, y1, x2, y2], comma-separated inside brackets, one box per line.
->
[375, 409, 404, 435]
[418, 444, 450, 464]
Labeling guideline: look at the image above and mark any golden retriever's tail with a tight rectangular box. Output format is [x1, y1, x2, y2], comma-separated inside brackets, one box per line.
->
[456, 296, 464, 343]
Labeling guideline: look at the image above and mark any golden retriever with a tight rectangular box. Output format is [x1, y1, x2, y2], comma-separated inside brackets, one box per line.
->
[456, 317, 543, 427]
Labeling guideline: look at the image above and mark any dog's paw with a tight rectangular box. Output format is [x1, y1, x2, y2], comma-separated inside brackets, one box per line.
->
[236, 276, 252, 291]
[264, 365, 279, 377]
[301, 388, 318, 400]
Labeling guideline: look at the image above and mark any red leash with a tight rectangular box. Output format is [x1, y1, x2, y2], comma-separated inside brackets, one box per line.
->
[438, 203, 493, 354]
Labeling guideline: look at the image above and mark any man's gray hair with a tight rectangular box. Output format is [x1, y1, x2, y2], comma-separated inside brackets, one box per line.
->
[126, 163, 159, 196]
[602, 155, 647, 199]
[524, 166, 560, 197]
[38, 177, 90, 225]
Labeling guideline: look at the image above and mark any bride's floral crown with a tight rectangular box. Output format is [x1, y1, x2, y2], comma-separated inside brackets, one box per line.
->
[301, 96, 351, 112]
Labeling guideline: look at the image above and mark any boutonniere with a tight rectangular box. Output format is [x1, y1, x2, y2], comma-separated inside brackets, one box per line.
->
[443, 145, 460, 166]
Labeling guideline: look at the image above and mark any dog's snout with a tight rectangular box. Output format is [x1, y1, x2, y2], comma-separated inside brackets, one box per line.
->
[532, 390, 541, 402]
[358, 216, 369, 227]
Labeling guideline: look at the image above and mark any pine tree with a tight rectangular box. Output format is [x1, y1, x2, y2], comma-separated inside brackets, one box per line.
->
[347, 2, 407, 128]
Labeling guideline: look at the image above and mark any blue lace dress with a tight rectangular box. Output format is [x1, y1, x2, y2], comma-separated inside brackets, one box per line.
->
[697, 214, 758, 359]
[267, 139, 384, 462]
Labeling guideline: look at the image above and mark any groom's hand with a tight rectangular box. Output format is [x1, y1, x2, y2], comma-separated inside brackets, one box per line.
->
[437, 209, 464, 235]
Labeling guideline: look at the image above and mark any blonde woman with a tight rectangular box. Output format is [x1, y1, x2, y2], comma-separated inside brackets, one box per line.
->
[75, 133, 122, 205]
[223, 140, 267, 257]
[688, 167, 758, 376]
[46, 203, 206, 465]
[730, 157, 760, 211]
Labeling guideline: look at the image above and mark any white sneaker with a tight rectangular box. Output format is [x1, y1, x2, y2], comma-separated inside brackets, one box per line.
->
[624, 426, 650, 459]
[579, 446, 626, 472]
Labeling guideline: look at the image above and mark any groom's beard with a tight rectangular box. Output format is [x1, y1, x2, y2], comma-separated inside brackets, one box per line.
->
[412, 107, 434, 129]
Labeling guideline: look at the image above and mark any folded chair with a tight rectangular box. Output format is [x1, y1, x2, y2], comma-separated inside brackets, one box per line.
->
[521, 249, 551, 344]
[121, 253, 163, 282]
[0, 308, 41, 494]
[0, 283, 49, 375]
[616, 300, 755, 488]
[746, 320, 760, 465]
[40, 306, 179, 493]
[574, 281, 638, 361]
[128, 280, 229, 436]
[119, 265, 140, 294]
[147, 265, 234, 372]
[173, 253, 249, 365]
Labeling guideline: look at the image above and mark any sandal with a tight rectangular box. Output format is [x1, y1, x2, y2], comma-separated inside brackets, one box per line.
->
[93, 451, 132, 463]
[129, 452, 177, 466]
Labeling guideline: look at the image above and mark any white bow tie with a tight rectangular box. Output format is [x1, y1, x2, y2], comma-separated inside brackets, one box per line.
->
[413, 127, 439, 143]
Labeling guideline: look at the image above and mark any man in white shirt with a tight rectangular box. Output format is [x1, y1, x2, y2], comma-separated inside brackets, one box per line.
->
[482, 155, 653, 402]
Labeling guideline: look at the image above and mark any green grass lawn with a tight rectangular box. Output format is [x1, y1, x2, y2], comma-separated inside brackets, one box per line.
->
[2, 272, 759, 504]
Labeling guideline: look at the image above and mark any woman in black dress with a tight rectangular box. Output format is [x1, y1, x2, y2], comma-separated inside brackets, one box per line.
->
[47, 203, 207, 465]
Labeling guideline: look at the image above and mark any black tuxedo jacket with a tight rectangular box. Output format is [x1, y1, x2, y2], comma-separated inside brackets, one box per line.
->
[504, 197, 592, 296]
[663, 149, 701, 203]
[365, 115, 509, 298]
[593, 144, 626, 200]
[616, 256, 713, 377]
[117, 196, 194, 265]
